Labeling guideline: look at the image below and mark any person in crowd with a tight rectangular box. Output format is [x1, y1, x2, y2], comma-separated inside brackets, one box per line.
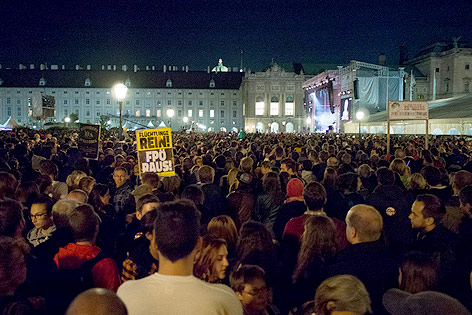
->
[78, 176, 96, 195]
[66, 288, 128, 315]
[66, 170, 87, 191]
[27, 195, 56, 247]
[421, 165, 452, 201]
[255, 172, 284, 236]
[227, 172, 256, 229]
[324, 204, 398, 314]
[399, 251, 439, 294]
[314, 275, 372, 315]
[67, 189, 89, 205]
[0, 236, 32, 315]
[368, 168, 413, 254]
[290, 215, 338, 312]
[230, 265, 279, 315]
[117, 199, 242, 314]
[111, 167, 134, 218]
[194, 234, 229, 283]
[443, 170, 472, 233]
[16, 182, 40, 209]
[198, 165, 227, 219]
[182, 184, 209, 232]
[54, 204, 121, 291]
[280, 158, 298, 179]
[88, 183, 113, 218]
[207, 215, 238, 262]
[39, 160, 68, 201]
[406, 173, 429, 201]
[390, 158, 411, 188]
[273, 178, 306, 242]
[121, 209, 159, 282]
[409, 194, 460, 297]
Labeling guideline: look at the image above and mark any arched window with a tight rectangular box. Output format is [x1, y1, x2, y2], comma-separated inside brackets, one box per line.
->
[285, 122, 294, 133]
[209, 79, 215, 88]
[166, 79, 172, 88]
[125, 79, 131, 87]
[270, 122, 279, 133]
[85, 78, 91, 87]
[39, 77, 46, 86]
[465, 81, 470, 93]
[255, 97, 264, 116]
[447, 128, 460, 135]
[270, 96, 279, 115]
[256, 122, 264, 133]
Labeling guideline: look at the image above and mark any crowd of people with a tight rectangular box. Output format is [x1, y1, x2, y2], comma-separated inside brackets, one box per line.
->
[0, 127, 471, 315]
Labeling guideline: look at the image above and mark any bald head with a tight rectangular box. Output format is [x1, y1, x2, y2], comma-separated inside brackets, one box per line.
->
[66, 288, 127, 315]
[67, 189, 88, 205]
[346, 204, 383, 244]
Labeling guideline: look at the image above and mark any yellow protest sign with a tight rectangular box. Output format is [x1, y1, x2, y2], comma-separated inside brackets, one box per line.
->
[136, 128, 175, 177]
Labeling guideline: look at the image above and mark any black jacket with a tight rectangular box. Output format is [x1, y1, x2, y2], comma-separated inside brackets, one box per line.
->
[324, 241, 399, 315]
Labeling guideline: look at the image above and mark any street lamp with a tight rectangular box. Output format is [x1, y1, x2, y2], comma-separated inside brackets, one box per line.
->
[64, 116, 70, 128]
[113, 83, 128, 140]
[167, 109, 175, 130]
[356, 111, 365, 135]
[306, 117, 312, 133]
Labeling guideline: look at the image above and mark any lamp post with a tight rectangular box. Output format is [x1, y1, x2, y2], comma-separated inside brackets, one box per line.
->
[167, 109, 175, 130]
[113, 83, 128, 140]
[306, 117, 312, 133]
[64, 116, 70, 128]
[356, 111, 365, 135]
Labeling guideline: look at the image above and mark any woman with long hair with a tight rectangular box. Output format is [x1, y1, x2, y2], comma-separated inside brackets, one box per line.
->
[194, 234, 229, 283]
[290, 215, 338, 311]
[207, 215, 238, 261]
[88, 183, 113, 217]
[254, 172, 284, 235]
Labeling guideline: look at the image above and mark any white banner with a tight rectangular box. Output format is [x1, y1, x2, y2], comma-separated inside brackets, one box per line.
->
[389, 101, 429, 120]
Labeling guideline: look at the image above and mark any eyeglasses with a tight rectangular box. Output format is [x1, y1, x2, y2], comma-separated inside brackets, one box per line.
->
[242, 287, 268, 297]
[30, 212, 47, 220]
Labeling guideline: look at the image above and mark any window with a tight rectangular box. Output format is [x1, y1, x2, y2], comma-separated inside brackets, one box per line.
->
[16, 99, 21, 104]
[17, 107, 21, 117]
[96, 111, 100, 117]
[86, 91, 89, 94]
[85, 78, 91, 86]
[188, 100, 192, 106]
[255, 97, 264, 116]
[188, 92, 192, 95]
[86, 99, 90, 105]
[233, 110, 237, 118]
[166, 79, 172, 87]
[178, 92, 182, 95]
[210, 100, 214, 106]
[167, 100, 172, 105]
[221, 101, 225, 106]
[7, 107, 11, 116]
[136, 91, 140, 95]
[75, 99, 79, 105]
[106, 99, 110, 105]
[221, 110, 225, 118]
[17, 91, 20, 94]
[188, 109, 192, 117]
[96, 100, 100, 105]
[126, 100, 130, 105]
[125, 79, 131, 87]
[210, 110, 215, 118]
[209, 79, 215, 88]
[465, 81, 470, 93]
[210, 120, 214, 124]
[64, 109, 68, 116]
[157, 100, 161, 106]
[177, 110, 182, 117]
[157, 110, 161, 117]
[64, 100, 68, 105]
[136, 110, 140, 117]
[6, 98, 10, 104]
[221, 93, 224, 96]
[199, 110, 203, 117]
[39, 78, 46, 86]
[233, 100, 237, 106]
[64, 91, 68, 94]
[146, 109, 151, 117]
[86, 110, 90, 116]
[435, 68, 439, 73]
[199, 100, 203, 106]
[75, 91, 79, 94]
[285, 96, 294, 116]
[178, 100, 182, 106]
[466, 64, 470, 70]
[96, 91, 100, 95]
[270, 96, 279, 115]
[135, 100, 139, 105]
[221, 121, 225, 125]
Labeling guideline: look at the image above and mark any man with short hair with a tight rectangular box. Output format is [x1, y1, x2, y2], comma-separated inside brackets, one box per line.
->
[117, 200, 242, 315]
[324, 204, 398, 315]
[198, 165, 227, 219]
[409, 194, 459, 297]
[67, 189, 89, 205]
[443, 170, 472, 233]
[280, 158, 297, 178]
[112, 167, 134, 217]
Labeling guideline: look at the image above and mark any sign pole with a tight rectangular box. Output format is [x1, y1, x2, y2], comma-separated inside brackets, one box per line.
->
[425, 119, 429, 149]
[387, 103, 391, 156]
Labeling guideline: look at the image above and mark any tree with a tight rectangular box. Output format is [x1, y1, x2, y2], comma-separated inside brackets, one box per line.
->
[99, 115, 110, 130]
[70, 113, 79, 123]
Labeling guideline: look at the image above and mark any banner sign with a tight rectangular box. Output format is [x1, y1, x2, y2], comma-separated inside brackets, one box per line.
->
[136, 128, 174, 177]
[78, 123, 101, 159]
[389, 101, 429, 120]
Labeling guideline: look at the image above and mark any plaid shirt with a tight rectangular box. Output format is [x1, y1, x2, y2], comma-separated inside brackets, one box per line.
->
[121, 258, 158, 282]
[121, 235, 159, 282]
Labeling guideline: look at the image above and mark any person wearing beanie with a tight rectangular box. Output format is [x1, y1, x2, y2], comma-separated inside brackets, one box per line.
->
[273, 178, 306, 241]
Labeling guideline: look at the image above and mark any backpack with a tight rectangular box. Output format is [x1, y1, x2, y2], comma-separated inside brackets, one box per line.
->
[52, 251, 107, 314]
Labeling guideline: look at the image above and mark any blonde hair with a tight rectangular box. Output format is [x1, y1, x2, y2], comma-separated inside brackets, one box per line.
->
[389, 158, 410, 176]
[194, 235, 227, 283]
[408, 173, 427, 190]
[66, 170, 87, 191]
[78, 176, 96, 194]
[315, 275, 371, 315]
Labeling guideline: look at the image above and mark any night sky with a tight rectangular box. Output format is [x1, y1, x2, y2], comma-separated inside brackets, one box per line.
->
[1, 0, 471, 72]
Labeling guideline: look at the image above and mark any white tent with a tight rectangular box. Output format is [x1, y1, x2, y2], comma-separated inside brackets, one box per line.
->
[0, 117, 19, 130]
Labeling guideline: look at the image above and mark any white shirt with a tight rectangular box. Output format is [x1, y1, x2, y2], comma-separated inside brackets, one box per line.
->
[117, 273, 243, 315]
